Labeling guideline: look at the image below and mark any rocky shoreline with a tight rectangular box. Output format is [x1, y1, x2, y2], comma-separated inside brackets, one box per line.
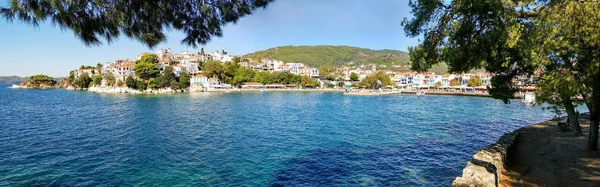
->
[452, 129, 520, 187]
[87, 86, 187, 94]
[452, 114, 598, 187]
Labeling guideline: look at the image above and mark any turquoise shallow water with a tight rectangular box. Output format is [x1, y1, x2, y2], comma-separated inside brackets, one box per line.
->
[0, 84, 573, 186]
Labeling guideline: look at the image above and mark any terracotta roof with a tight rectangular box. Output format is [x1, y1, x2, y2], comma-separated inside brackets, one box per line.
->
[121, 62, 135, 67]
[338, 68, 348, 71]
[443, 74, 451, 78]
[194, 74, 207, 78]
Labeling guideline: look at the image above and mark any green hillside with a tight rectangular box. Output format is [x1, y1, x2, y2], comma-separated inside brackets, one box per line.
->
[0, 76, 64, 84]
[0, 76, 29, 83]
[244, 45, 449, 74]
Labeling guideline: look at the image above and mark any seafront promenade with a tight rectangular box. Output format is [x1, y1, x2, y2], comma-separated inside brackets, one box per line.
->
[12, 84, 528, 98]
[454, 113, 599, 187]
[401, 90, 496, 98]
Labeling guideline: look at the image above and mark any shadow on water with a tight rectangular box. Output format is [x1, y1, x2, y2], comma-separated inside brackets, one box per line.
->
[269, 138, 474, 187]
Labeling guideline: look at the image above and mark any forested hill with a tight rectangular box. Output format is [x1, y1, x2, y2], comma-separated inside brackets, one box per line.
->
[245, 45, 404, 67]
[0, 76, 29, 84]
[244, 45, 449, 74]
[0, 76, 64, 84]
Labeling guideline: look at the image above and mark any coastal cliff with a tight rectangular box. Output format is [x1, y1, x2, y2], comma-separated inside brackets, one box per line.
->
[18, 81, 56, 89]
[452, 129, 520, 187]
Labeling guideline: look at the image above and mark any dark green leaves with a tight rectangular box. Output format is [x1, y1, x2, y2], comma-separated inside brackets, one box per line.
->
[1, 0, 273, 48]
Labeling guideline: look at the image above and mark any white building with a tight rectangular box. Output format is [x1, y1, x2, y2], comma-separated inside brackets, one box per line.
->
[204, 50, 233, 62]
[156, 49, 173, 60]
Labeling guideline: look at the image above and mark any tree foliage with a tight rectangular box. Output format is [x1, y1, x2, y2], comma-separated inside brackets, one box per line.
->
[202, 61, 226, 79]
[0, 0, 273, 48]
[300, 76, 319, 88]
[467, 76, 482, 87]
[104, 73, 116, 86]
[73, 72, 92, 89]
[434, 81, 442, 88]
[125, 76, 136, 89]
[156, 67, 176, 88]
[133, 61, 159, 80]
[116, 79, 124, 87]
[135, 79, 147, 91]
[148, 78, 157, 89]
[29, 74, 56, 85]
[318, 64, 340, 80]
[136, 54, 159, 64]
[324, 81, 335, 88]
[178, 72, 191, 89]
[350, 72, 359, 81]
[450, 79, 461, 86]
[403, 0, 600, 150]
[91, 74, 102, 86]
[359, 72, 395, 89]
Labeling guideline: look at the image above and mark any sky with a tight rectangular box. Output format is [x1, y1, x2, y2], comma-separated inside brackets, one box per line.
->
[0, 0, 420, 77]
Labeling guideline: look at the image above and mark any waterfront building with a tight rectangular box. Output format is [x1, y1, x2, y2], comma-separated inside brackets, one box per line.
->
[190, 74, 209, 91]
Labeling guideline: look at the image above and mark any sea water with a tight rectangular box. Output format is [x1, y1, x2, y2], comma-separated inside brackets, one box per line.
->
[0, 84, 572, 186]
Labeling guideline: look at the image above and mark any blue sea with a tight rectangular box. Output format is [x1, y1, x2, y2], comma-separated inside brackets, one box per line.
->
[0, 84, 571, 186]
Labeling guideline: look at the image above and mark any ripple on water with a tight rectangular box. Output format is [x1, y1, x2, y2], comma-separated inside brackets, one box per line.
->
[0, 86, 585, 186]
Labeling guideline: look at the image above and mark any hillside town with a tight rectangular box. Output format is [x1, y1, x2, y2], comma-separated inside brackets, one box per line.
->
[69, 48, 538, 94]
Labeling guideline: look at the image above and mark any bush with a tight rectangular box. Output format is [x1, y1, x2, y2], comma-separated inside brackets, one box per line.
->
[92, 75, 103, 86]
[148, 78, 157, 89]
[29, 74, 56, 85]
[74, 72, 92, 89]
[359, 72, 395, 89]
[104, 73, 116, 86]
[135, 80, 147, 90]
[467, 76, 483, 87]
[178, 72, 191, 88]
[170, 80, 180, 90]
[324, 81, 335, 88]
[116, 79, 124, 87]
[125, 76, 136, 88]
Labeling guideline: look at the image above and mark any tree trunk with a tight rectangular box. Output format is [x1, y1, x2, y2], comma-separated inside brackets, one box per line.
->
[588, 80, 599, 150]
[562, 96, 583, 136]
[588, 101, 599, 150]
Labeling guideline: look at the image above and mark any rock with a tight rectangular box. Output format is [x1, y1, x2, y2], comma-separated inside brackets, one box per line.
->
[452, 131, 520, 187]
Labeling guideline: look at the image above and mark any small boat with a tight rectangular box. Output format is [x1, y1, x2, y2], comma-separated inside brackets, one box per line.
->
[416, 90, 426, 96]
[260, 89, 265, 92]
[521, 92, 536, 105]
[11, 84, 20, 89]
[225, 90, 231, 93]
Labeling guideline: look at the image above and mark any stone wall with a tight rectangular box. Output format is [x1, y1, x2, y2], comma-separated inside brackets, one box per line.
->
[452, 130, 520, 187]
